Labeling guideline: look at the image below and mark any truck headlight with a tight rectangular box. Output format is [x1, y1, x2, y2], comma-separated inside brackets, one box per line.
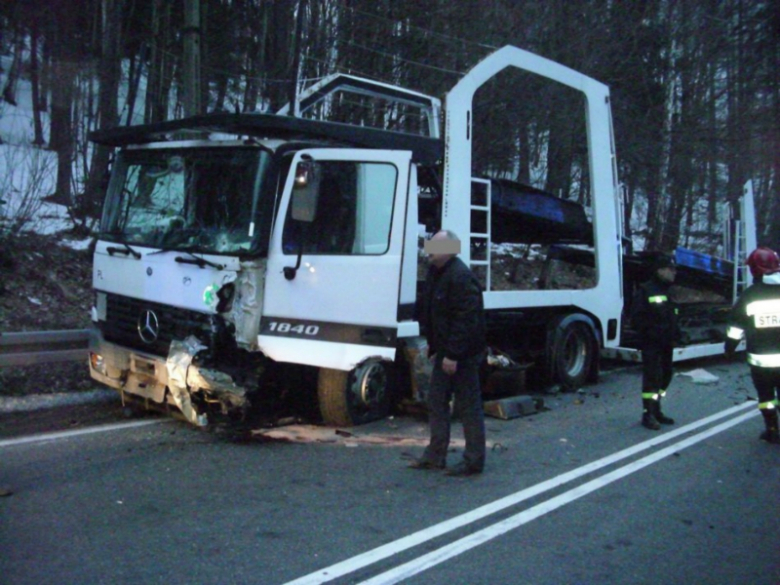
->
[90, 352, 106, 375]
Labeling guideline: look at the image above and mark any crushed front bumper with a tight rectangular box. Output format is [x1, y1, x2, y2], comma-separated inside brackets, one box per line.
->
[88, 328, 251, 426]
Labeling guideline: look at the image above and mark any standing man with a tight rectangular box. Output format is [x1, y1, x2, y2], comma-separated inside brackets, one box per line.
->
[409, 230, 487, 476]
[631, 253, 679, 430]
[725, 247, 780, 444]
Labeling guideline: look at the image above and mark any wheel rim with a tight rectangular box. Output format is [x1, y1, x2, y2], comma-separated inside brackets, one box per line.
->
[352, 361, 387, 410]
[562, 328, 588, 378]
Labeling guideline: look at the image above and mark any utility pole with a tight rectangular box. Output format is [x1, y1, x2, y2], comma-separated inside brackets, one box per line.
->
[182, 0, 202, 117]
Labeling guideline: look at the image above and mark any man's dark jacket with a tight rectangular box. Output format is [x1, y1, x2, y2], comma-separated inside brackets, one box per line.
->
[630, 277, 678, 349]
[421, 256, 486, 361]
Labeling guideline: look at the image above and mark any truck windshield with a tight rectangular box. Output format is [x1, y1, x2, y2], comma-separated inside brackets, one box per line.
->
[101, 147, 270, 255]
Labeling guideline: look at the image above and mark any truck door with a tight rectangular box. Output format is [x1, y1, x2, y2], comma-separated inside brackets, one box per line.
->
[259, 149, 412, 371]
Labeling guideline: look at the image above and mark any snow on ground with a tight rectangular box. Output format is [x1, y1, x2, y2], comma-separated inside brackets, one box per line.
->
[0, 56, 92, 250]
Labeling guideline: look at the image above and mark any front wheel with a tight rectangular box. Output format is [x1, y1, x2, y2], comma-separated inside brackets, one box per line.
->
[552, 321, 597, 391]
[318, 360, 394, 427]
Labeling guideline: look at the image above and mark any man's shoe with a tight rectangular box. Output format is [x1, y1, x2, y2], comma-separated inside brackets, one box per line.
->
[0, 487, 13, 497]
[444, 462, 482, 477]
[641, 412, 661, 430]
[408, 458, 445, 470]
[759, 430, 780, 444]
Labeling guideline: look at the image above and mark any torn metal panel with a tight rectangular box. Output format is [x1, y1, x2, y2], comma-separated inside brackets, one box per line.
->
[229, 260, 265, 350]
[186, 366, 250, 411]
[166, 336, 208, 426]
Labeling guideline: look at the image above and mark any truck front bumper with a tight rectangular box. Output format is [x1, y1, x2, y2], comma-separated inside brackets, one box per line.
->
[88, 328, 250, 426]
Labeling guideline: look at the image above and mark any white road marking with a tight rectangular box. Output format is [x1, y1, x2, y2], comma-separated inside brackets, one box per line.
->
[282, 402, 757, 585]
[357, 409, 758, 585]
[0, 419, 166, 449]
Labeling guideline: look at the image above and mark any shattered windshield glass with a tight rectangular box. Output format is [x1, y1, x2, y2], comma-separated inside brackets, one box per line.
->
[102, 147, 270, 254]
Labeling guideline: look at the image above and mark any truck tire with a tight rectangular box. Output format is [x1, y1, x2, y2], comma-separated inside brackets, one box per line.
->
[318, 360, 393, 427]
[552, 321, 596, 391]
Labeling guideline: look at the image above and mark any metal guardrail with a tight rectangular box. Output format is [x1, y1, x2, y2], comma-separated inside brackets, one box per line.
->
[0, 329, 90, 367]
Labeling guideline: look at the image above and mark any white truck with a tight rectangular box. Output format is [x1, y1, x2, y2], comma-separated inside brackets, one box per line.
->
[87, 46, 753, 427]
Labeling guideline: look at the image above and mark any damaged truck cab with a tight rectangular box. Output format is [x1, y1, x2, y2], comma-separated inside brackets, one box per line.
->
[89, 117, 434, 426]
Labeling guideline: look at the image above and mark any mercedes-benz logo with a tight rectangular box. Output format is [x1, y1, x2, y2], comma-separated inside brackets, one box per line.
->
[137, 309, 160, 344]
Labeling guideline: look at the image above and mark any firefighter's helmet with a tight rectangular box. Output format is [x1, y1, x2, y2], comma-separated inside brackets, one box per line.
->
[746, 247, 780, 278]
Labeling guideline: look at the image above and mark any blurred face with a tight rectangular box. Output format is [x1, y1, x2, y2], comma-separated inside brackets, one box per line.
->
[657, 265, 676, 283]
[424, 231, 460, 268]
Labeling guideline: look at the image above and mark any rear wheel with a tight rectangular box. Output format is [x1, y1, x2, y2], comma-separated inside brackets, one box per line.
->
[318, 360, 394, 426]
[552, 321, 596, 391]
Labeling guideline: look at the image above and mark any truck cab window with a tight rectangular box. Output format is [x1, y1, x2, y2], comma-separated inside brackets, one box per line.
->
[103, 148, 270, 255]
[282, 161, 397, 255]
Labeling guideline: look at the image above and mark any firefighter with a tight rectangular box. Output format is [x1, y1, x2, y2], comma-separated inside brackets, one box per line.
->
[725, 246, 780, 444]
[631, 253, 679, 430]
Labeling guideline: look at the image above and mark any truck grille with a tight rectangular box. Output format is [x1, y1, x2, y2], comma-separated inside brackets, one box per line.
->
[103, 293, 212, 357]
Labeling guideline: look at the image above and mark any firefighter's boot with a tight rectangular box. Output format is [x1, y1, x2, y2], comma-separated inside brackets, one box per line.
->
[641, 400, 660, 430]
[655, 398, 675, 425]
[759, 408, 780, 444]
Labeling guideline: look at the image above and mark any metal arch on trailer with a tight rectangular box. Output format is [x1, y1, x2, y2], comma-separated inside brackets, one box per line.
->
[441, 45, 624, 350]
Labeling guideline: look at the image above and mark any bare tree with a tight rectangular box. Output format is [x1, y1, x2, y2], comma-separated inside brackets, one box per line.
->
[144, 0, 177, 123]
[79, 0, 124, 233]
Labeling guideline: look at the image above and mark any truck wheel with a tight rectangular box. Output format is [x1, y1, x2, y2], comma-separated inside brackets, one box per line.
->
[318, 360, 393, 427]
[553, 321, 595, 391]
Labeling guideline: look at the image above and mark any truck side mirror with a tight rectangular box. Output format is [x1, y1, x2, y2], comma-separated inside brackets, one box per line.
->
[291, 161, 320, 222]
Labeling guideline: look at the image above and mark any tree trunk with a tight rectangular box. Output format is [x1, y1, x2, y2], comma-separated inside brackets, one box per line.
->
[124, 51, 139, 125]
[145, 0, 175, 123]
[1, 25, 22, 106]
[83, 0, 123, 222]
[30, 18, 45, 146]
[49, 59, 77, 204]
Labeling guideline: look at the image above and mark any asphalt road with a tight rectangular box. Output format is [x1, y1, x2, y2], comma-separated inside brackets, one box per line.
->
[1, 358, 779, 585]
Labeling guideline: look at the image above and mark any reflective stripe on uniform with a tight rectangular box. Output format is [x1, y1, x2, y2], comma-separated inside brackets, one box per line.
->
[642, 392, 659, 401]
[746, 299, 780, 329]
[648, 295, 668, 304]
[659, 389, 667, 398]
[726, 326, 744, 340]
[745, 299, 780, 316]
[758, 400, 779, 410]
[747, 353, 780, 368]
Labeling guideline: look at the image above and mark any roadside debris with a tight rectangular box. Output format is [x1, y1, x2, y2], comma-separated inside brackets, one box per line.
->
[483, 395, 543, 420]
[252, 425, 468, 448]
[678, 368, 720, 385]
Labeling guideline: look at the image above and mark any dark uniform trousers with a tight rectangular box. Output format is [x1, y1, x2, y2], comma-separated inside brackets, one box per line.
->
[751, 367, 780, 411]
[642, 344, 674, 398]
[423, 353, 486, 470]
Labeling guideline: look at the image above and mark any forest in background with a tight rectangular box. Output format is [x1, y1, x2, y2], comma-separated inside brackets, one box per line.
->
[0, 0, 778, 255]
